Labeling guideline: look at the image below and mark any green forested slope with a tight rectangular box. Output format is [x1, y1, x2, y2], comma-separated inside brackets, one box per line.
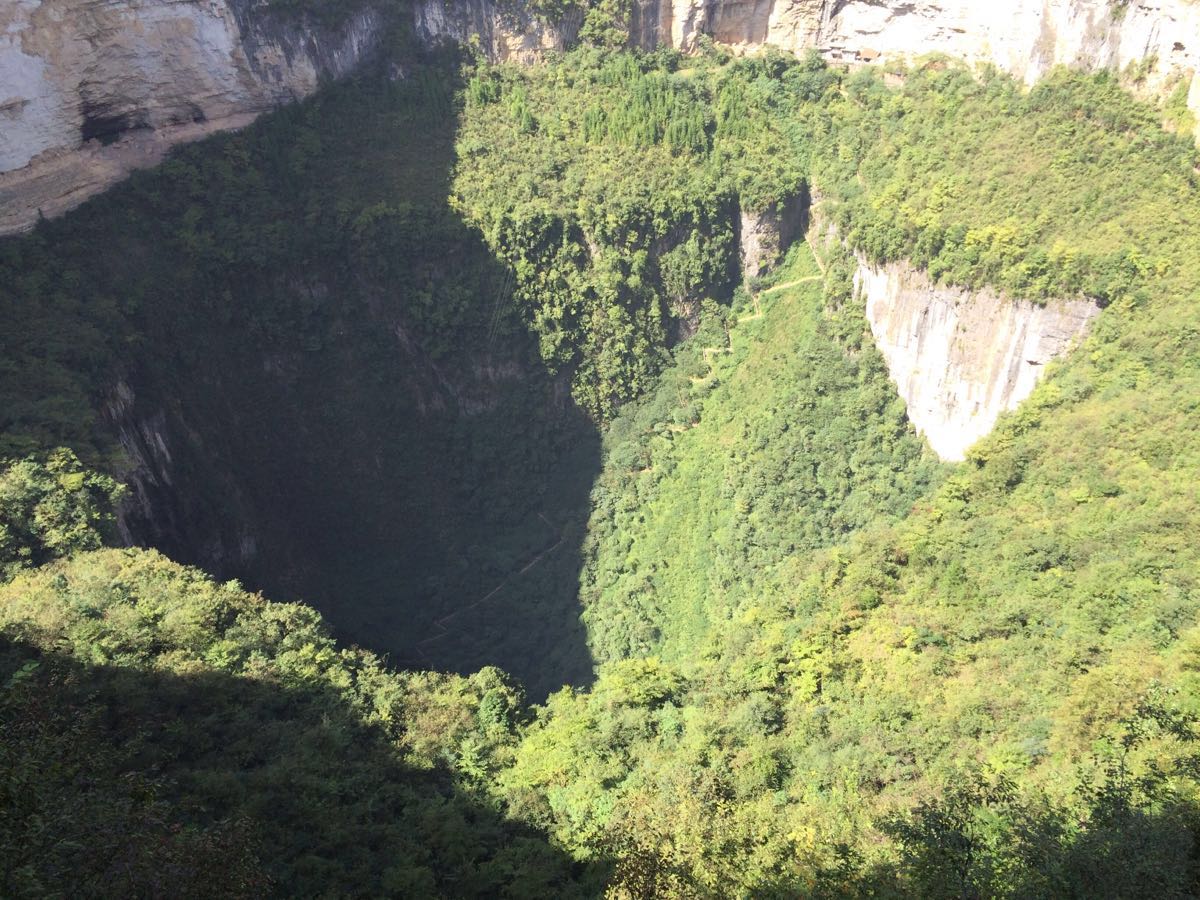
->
[0, 48, 826, 693]
[0, 459, 598, 894]
[0, 52, 607, 695]
[0, 548, 604, 896]
[451, 49, 828, 417]
[4, 42, 1200, 899]
[821, 66, 1200, 302]
[487, 55, 1200, 894]
[580, 246, 942, 662]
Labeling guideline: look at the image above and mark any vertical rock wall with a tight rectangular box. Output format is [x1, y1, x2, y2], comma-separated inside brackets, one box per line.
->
[738, 191, 807, 278]
[856, 259, 1100, 461]
[412, 0, 582, 62]
[3, 0, 1199, 232]
[0, 0, 383, 234]
[625, 0, 1200, 136]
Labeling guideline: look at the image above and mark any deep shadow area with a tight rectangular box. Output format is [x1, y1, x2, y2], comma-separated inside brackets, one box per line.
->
[0, 633, 607, 897]
[0, 46, 599, 700]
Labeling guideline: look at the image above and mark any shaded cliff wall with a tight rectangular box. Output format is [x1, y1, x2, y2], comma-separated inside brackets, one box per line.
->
[738, 190, 807, 278]
[856, 259, 1100, 461]
[0, 0, 383, 234]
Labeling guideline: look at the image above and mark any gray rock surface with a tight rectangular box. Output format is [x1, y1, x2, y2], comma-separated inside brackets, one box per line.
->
[0, 0, 382, 234]
[2, 0, 1197, 231]
[856, 258, 1100, 461]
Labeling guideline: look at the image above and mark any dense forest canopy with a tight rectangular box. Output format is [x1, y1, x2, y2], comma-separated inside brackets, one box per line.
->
[3, 33, 1200, 898]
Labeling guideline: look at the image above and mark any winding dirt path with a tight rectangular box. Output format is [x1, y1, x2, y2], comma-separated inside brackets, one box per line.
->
[690, 274, 824, 384]
[760, 274, 823, 295]
[412, 512, 565, 665]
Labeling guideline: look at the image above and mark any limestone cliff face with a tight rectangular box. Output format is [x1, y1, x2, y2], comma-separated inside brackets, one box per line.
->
[0, 0, 382, 234]
[856, 259, 1100, 461]
[412, 0, 581, 62]
[738, 192, 806, 278]
[628, 0, 817, 52]
[628, 0, 1200, 134]
[3, 0, 1198, 233]
[818, 0, 1199, 101]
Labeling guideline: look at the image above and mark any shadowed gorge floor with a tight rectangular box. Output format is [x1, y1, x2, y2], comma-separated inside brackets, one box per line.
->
[0, 48, 601, 700]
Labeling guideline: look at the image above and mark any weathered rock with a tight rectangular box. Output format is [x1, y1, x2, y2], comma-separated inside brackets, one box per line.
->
[856, 258, 1100, 461]
[738, 192, 807, 278]
[3, 0, 1199, 233]
[413, 0, 581, 62]
[625, 0, 1200, 134]
[816, 0, 1200, 106]
[0, 0, 383, 234]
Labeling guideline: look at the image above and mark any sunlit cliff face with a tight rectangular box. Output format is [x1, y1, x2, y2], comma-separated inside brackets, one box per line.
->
[3, 0, 1198, 235]
[857, 258, 1099, 461]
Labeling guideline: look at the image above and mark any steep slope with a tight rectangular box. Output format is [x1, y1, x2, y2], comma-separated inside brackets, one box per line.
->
[0, 548, 603, 896]
[450, 49, 819, 415]
[492, 58, 1200, 894]
[4, 41, 1200, 899]
[650, 0, 1200, 106]
[0, 55, 603, 698]
[581, 245, 942, 661]
[0, 50, 821, 698]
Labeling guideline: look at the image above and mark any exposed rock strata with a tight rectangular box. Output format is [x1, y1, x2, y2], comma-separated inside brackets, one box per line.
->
[856, 259, 1100, 461]
[626, 0, 1200, 141]
[3, 0, 1199, 231]
[738, 191, 807, 278]
[630, 0, 1200, 123]
[0, 0, 382, 234]
[412, 0, 581, 62]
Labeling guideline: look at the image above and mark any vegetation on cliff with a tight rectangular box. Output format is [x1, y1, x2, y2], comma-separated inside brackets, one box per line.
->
[3, 41, 1200, 898]
[579, 245, 942, 662]
[452, 47, 826, 417]
[0, 51, 604, 695]
[1, 547, 601, 896]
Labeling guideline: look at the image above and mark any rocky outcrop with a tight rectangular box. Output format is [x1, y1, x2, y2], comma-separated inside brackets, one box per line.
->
[817, 0, 1200, 105]
[738, 191, 807, 278]
[413, 0, 582, 62]
[0, 0, 383, 234]
[627, 0, 815, 52]
[856, 259, 1100, 461]
[364, 0, 1200, 120]
[626, 0, 1200, 134]
[101, 377, 263, 572]
[3, 0, 1198, 233]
